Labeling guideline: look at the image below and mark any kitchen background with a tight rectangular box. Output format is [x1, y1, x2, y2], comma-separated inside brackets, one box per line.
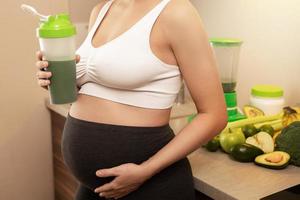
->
[0, 0, 299, 199]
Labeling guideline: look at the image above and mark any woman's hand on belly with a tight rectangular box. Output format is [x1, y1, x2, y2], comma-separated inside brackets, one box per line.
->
[93, 163, 152, 199]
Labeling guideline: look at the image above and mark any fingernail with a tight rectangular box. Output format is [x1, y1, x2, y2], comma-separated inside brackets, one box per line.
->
[99, 193, 103, 196]
[97, 170, 102, 175]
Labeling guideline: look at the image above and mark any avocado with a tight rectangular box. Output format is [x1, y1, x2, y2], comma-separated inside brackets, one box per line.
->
[259, 124, 275, 137]
[242, 124, 259, 138]
[254, 151, 290, 169]
[243, 105, 264, 118]
[230, 143, 264, 162]
[204, 136, 220, 152]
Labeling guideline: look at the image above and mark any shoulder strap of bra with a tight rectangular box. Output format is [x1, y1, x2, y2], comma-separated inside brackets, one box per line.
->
[87, 0, 171, 42]
[88, 0, 114, 38]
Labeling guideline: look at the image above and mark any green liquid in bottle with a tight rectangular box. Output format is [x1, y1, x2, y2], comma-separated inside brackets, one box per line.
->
[48, 60, 77, 104]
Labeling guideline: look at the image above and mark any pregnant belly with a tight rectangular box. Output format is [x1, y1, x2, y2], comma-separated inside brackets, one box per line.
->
[61, 113, 175, 190]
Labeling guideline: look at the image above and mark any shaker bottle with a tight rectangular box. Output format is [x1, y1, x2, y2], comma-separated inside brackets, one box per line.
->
[21, 5, 77, 104]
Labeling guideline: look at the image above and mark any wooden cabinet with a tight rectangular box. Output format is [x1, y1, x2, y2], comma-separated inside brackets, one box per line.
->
[50, 111, 78, 200]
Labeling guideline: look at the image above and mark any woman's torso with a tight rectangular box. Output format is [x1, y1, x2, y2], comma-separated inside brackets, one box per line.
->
[69, 0, 179, 126]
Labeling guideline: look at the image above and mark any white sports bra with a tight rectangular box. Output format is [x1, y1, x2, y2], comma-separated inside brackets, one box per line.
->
[76, 0, 182, 109]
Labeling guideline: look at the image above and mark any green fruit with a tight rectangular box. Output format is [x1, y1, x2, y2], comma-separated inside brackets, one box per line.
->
[220, 128, 246, 153]
[242, 124, 259, 138]
[246, 132, 274, 153]
[205, 138, 220, 152]
[243, 105, 265, 118]
[230, 143, 264, 162]
[254, 151, 290, 169]
[259, 124, 275, 137]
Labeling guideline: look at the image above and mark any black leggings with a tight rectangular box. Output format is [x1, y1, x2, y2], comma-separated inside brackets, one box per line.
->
[62, 112, 196, 200]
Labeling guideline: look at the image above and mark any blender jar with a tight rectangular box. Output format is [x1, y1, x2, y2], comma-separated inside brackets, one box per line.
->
[209, 38, 243, 93]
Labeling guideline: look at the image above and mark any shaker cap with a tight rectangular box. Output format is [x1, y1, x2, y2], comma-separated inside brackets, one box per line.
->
[37, 13, 76, 38]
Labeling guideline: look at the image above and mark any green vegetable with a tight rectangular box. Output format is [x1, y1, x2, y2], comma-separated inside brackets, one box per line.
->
[225, 113, 282, 131]
[259, 124, 275, 137]
[254, 119, 283, 133]
[254, 151, 290, 169]
[275, 121, 300, 166]
[254, 119, 282, 129]
[242, 124, 259, 138]
[204, 137, 220, 152]
[230, 143, 264, 162]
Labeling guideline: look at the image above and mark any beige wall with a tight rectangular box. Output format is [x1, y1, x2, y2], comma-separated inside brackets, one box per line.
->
[69, 0, 99, 22]
[0, 0, 69, 199]
[1, 0, 300, 199]
[191, 0, 300, 107]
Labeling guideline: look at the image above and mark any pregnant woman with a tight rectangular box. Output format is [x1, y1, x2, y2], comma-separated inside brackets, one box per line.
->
[35, 0, 227, 199]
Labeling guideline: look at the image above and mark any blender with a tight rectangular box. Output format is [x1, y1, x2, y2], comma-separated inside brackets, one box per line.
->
[210, 38, 246, 122]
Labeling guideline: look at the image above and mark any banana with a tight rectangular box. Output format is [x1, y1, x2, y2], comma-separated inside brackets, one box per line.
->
[291, 106, 300, 114]
[282, 106, 300, 127]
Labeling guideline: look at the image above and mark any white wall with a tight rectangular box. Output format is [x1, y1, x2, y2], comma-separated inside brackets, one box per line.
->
[0, 0, 69, 199]
[191, 0, 300, 107]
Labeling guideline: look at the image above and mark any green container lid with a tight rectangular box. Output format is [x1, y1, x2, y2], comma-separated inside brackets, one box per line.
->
[224, 92, 237, 108]
[210, 38, 243, 47]
[37, 13, 76, 38]
[251, 85, 284, 98]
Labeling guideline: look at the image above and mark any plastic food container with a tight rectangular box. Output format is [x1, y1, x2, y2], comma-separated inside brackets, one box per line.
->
[250, 85, 285, 115]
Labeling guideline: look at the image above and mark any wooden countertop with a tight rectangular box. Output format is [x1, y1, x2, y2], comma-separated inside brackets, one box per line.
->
[45, 98, 300, 200]
[188, 148, 300, 200]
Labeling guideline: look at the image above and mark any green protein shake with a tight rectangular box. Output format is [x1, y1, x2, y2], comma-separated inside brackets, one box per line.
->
[48, 60, 77, 104]
[37, 13, 77, 104]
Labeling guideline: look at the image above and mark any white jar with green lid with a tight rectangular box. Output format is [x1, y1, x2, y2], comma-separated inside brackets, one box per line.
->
[250, 85, 285, 115]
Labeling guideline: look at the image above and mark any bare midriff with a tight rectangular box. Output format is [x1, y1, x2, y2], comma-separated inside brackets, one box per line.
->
[69, 93, 172, 127]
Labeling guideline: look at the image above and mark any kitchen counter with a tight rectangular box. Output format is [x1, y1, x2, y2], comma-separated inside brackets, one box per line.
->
[189, 148, 300, 200]
[45, 98, 300, 200]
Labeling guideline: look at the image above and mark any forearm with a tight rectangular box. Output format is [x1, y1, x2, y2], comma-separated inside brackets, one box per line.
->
[141, 112, 227, 177]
